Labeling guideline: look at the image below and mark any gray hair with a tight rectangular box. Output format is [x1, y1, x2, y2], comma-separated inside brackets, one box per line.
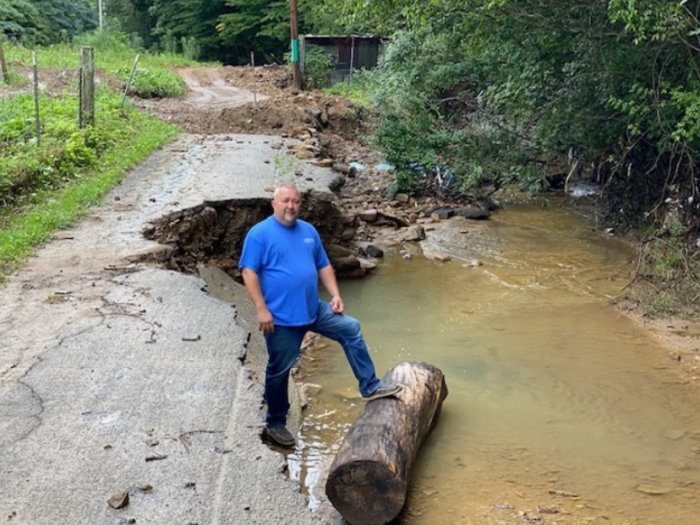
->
[273, 183, 300, 199]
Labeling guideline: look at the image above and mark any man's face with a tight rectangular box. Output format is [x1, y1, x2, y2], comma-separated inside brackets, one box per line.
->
[271, 186, 301, 227]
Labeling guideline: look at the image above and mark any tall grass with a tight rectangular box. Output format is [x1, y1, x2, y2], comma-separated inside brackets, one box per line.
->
[3, 31, 220, 98]
[0, 32, 190, 278]
[0, 91, 178, 278]
[4, 31, 215, 71]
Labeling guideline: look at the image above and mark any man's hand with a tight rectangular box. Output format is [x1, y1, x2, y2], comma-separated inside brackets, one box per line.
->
[241, 268, 274, 333]
[257, 308, 275, 334]
[319, 265, 344, 314]
[329, 295, 344, 314]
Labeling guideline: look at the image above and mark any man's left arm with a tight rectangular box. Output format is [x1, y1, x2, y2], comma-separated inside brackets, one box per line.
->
[319, 264, 344, 313]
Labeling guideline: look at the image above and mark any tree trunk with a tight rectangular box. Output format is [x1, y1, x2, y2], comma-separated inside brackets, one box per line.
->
[325, 361, 448, 525]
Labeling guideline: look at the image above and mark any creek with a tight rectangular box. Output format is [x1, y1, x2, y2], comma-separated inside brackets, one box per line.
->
[287, 201, 700, 525]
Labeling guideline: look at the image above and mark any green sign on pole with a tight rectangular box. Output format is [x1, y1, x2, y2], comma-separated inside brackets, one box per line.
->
[291, 39, 299, 62]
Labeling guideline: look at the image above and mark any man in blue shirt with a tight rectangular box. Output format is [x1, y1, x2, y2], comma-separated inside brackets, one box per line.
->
[239, 183, 401, 447]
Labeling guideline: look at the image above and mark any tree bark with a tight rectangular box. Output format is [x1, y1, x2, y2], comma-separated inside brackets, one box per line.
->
[325, 361, 448, 525]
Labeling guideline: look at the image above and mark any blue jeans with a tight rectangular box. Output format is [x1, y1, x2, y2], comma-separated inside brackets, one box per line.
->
[263, 301, 381, 426]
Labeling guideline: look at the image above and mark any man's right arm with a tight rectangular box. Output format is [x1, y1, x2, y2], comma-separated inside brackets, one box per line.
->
[241, 268, 275, 334]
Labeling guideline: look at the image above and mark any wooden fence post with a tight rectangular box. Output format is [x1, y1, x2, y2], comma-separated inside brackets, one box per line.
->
[0, 39, 9, 84]
[32, 50, 40, 146]
[79, 47, 95, 128]
[120, 53, 140, 111]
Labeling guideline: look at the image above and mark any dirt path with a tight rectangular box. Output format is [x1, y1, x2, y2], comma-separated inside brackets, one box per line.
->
[135, 66, 268, 114]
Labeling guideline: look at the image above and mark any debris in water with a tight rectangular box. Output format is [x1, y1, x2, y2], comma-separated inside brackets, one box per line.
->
[548, 489, 579, 498]
[636, 484, 673, 495]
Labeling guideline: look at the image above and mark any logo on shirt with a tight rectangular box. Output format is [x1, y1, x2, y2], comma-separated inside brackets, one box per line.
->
[304, 238, 314, 243]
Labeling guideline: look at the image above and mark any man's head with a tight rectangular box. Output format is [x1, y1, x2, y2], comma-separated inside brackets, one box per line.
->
[271, 183, 301, 227]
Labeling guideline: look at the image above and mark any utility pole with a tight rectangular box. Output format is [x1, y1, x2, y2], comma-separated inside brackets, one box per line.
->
[289, 0, 302, 90]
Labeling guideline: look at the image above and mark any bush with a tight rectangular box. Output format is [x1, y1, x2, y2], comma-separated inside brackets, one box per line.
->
[117, 65, 186, 98]
[0, 86, 173, 207]
[303, 46, 333, 90]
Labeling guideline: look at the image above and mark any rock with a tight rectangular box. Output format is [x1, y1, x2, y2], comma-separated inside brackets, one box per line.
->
[340, 213, 356, 225]
[108, 491, 129, 509]
[402, 225, 426, 242]
[315, 158, 334, 167]
[332, 255, 361, 272]
[358, 258, 377, 271]
[395, 193, 410, 203]
[434, 254, 452, 262]
[327, 174, 346, 192]
[327, 244, 354, 259]
[340, 227, 356, 241]
[427, 207, 454, 220]
[358, 243, 384, 258]
[464, 259, 483, 268]
[377, 211, 410, 228]
[310, 108, 323, 121]
[454, 206, 490, 220]
[333, 163, 358, 178]
[358, 209, 378, 223]
[295, 148, 316, 159]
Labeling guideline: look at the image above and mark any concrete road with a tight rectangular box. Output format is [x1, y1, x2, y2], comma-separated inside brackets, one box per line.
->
[0, 134, 341, 525]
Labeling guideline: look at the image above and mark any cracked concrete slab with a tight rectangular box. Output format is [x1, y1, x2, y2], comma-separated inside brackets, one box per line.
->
[0, 134, 332, 524]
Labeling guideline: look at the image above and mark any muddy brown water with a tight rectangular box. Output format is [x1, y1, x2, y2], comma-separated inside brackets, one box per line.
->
[286, 202, 700, 525]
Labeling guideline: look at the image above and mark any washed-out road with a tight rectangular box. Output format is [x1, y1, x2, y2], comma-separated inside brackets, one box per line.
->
[0, 133, 343, 525]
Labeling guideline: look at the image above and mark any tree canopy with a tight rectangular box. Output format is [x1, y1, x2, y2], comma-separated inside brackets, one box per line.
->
[1, 0, 96, 44]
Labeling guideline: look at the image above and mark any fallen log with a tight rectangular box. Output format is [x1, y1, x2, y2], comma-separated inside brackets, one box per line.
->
[325, 361, 448, 525]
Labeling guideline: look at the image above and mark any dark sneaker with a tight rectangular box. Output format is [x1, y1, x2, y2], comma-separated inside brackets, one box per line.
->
[265, 425, 296, 447]
[362, 383, 402, 401]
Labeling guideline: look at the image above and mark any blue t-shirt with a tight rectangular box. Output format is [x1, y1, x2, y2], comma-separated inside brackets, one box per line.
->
[239, 216, 331, 326]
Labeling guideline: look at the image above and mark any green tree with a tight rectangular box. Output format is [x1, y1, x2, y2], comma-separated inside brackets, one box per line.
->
[1, 0, 96, 44]
[1, 0, 42, 43]
[342, 0, 699, 235]
[103, 0, 157, 48]
[217, 0, 289, 64]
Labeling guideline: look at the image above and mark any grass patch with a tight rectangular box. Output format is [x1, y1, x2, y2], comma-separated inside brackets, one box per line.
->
[324, 69, 377, 107]
[637, 234, 700, 319]
[3, 31, 219, 99]
[0, 69, 29, 88]
[0, 93, 178, 279]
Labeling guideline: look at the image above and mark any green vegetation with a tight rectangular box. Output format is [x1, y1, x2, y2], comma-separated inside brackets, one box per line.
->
[1, 0, 96, 45]
[0, 87, 178, 278]
[0, 35, 190, 278]
[301, 47, 333, 90]
[4, 32, 199, 98]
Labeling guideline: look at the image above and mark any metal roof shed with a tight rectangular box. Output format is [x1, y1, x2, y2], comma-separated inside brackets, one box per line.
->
[301, 35, 386, 84]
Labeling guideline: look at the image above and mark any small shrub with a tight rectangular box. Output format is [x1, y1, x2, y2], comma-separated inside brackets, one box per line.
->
[116, 66, 185, 98]
[181, 37, 200, 61]
[75, 30, 132, 54]
[303, 47, 333, 90]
